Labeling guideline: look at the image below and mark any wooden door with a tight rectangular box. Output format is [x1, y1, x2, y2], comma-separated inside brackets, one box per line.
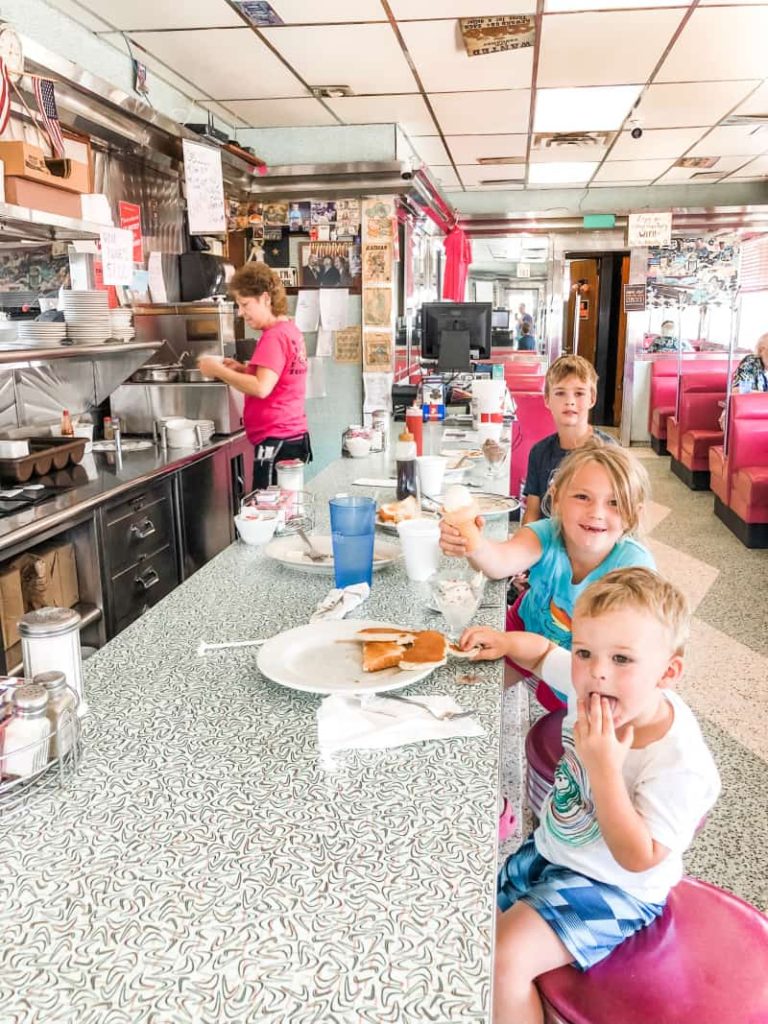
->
[613, 256, 630, 426]
[565, 259, 599, 365]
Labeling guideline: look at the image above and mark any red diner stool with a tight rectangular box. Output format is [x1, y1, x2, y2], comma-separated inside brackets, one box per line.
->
[524, 709, 565, 818]
[537, 877, 768, 1024]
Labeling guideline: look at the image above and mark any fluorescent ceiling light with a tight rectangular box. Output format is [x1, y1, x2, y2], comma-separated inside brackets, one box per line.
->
[534, 86, 643, 133]
[528, 161, 599, 183]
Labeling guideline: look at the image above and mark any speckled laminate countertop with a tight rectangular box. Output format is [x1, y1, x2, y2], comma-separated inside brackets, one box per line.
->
[0, 448, 512, 1023]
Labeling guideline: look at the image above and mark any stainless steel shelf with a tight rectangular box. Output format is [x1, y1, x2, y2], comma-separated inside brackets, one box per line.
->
[0, 341, 160, 366]
[0, 202, 105, 243]
[6, 602, 102, 676]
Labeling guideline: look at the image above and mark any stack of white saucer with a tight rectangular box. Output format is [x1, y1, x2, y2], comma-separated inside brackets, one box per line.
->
[109, 308, 135, 342]
[17, 321, 68, 346]
[62, 290, 111, 344]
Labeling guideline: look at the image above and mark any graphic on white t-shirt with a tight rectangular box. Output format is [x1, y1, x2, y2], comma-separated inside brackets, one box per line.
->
[543, 737, 600, 847]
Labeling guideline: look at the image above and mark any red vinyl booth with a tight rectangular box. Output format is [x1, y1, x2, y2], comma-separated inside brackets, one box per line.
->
[711, 393, 768, 548]
[509, 391, 555, 502]
[667, 369, 728, 489]
[648, 359, 679, 455]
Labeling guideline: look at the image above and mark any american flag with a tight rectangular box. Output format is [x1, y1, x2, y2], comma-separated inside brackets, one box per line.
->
[34, 77, 65, 159]
[0, 58, 10, 137]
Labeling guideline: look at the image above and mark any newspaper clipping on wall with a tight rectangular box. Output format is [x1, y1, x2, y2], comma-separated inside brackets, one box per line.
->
[336, 199, 361, 240]
[334, 326, 362, 363]
[363, 198, 394, 241]
[363, 287, 392, 327]
[460, 15, 535, 55]
[362, 243, 393, 284]
[363, 331, 393, 370]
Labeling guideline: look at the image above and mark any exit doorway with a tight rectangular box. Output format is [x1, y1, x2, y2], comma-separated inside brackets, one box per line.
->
[563, 251, 630, 427]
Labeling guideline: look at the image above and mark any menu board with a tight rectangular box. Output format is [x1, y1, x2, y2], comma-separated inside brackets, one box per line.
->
[182, 139, 226, 234]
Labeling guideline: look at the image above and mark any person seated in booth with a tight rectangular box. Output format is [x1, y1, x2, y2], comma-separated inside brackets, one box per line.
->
[646, 320, 693, 354]
[732, 333, 768, 394]
[517, 321, 537, 351]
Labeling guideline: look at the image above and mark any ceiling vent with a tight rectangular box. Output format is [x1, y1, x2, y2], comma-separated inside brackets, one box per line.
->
[533, 131, 614, 150]
[722, 114, 768, 127]
[311, 84, 354, 98]
[478, 178, 524, 186]
[690, 171, 725, 181]
[476, 156, 526, 166]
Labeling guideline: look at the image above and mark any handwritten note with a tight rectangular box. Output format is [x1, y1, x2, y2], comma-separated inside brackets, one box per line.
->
[182, 139, 226, 234]
[99, 227, 134, 285]
[295, 290, 320, 333]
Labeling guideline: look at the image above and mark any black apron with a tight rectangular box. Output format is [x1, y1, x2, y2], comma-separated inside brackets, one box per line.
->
[252, 433, 313, 490]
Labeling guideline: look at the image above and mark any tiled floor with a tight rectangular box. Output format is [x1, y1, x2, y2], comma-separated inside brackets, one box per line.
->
[500, 446, 768, 911]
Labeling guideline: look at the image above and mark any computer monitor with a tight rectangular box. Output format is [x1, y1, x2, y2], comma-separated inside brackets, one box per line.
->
[421, 302, 492, 362]
[492, 308, 510, 330]
[437, 331, 472, 372]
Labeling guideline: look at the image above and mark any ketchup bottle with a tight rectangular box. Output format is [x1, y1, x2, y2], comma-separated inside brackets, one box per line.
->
[405, 404, 424, 456]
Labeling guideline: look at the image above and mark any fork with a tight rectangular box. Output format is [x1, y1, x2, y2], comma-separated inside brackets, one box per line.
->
[298, 529, 330, 562]
[378, 693, 475, 721]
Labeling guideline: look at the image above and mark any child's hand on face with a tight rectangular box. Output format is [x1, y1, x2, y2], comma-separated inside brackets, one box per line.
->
[459, 626, 508, 660]
[573, 694, 634, 777]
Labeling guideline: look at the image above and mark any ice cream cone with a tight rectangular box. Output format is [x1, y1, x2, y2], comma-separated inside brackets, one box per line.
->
[444, 502, 482, 553]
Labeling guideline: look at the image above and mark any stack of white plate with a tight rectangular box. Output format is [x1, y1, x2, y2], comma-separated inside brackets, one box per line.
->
[197, 419, 215, 444]
[109, 308, 135, 342]
[17, 321, 68, 346]
[62, 290, 111, 344]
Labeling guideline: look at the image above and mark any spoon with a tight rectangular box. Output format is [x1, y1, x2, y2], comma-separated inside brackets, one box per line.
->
[297, 529, 330, 562]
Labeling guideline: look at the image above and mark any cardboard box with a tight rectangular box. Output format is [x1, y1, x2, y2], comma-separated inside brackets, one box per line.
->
[13, 542, 80, 612]
[0, 141, 53, 185]
[4, 176, 82, 219]
[0, 565, 24, 650]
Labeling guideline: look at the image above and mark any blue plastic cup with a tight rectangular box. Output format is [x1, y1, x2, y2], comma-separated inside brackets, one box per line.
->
[329, 495, 376, 588]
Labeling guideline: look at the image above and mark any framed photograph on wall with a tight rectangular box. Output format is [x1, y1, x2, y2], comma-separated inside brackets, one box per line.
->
[299, 241, 361, 289]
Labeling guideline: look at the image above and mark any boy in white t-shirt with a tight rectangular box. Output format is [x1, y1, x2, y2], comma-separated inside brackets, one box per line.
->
[462, 567, 720, 1024]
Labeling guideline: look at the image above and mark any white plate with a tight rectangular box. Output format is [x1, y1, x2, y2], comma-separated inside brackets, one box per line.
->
[436, 491, 520, 518]
[376, 511, 439, 535]
[264, 534, 401, 574]
[257, 619, 437, 694]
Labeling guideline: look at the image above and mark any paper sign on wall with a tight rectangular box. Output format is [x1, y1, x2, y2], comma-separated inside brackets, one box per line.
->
[99, 227, 134, 285]
[182, 139, 226, 234]
[334, 326, 362, 363]
[363, 331, 393, 370]
[627, 212, 672, 248]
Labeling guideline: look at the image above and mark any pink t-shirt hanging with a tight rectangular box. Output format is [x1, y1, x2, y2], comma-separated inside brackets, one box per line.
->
[243, 320, 308, 445]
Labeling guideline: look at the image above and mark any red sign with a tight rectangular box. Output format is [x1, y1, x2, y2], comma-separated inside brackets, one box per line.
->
[118, 201, 143, 262]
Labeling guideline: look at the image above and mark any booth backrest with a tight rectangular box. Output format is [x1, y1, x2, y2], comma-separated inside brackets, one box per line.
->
[510, 392, 555, 499]
[507, 373, 545, 394]
[648, 375, 678, 432]
[677, 371, 728, 432]
[729, 393, 768, 473]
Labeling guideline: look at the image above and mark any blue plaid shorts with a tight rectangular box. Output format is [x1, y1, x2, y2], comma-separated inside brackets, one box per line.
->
[497, 837, 665, 970]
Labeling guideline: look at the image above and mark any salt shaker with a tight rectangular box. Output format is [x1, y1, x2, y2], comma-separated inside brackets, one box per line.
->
[34, 670, 77, 759]
[2, 684, 51, 778]
[19, 608, 86, 715]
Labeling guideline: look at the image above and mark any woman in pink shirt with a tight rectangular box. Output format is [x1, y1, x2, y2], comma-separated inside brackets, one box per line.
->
[198, 262, 311, 488]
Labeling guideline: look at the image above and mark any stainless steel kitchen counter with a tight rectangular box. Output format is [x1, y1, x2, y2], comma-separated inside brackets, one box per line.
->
[0, 432, 247, 553]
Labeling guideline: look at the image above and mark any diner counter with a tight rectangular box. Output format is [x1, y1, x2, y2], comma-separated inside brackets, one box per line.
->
[0, 432, 248, 552]
[0, 451, 509, 1022]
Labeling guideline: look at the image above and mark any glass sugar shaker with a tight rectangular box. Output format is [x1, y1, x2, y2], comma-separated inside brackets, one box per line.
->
[19, 607, 86, 715]
[34, 670, 77, 759]
[2, 684, 51, 778]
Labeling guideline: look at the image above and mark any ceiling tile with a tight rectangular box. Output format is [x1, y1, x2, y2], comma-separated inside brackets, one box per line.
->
[689, 125, 768, 157]
[538, 10, 684, 88]
[633, 81, 759, 129]
[447, 135, 527, 163]
[223, 98, 338, 127]
[529, 161, 598, 183]
[269, 0, 385, 22]
[198, 101, 249, 128]
[458, 165, 526, 187]
[102, 32, 209, 98]
[131, 29, 307, 98]
[45, 0, 114, 31]
[534, 86, 642, 132]
[261, 23, 415, 93]
[656, 156, 752, 183]
[399, 20, 533, 92]
[82, 0, 241, 30]
[546, 0, 687, 8]
[733, 82, 768, 117]
[430, 90, 531, 135]
[609, 127, 706, 159]
[327, 94, 435, 135]
[657, 8, 768, 82]
[593, 158, 673, 181]
[409, 137, 453, 165]
[728, 156, 768, 178]
[429, 166, 461, 190]
[391, 0, 534, 15]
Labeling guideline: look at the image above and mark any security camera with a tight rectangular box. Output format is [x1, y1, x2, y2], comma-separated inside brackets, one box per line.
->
[630, 121, 643, 140]
[401, 169, 414, 180]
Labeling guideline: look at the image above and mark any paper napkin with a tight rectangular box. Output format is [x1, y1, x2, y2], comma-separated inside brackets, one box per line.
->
[316, 693, 485, 752]
[310, 582, 370, 622]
